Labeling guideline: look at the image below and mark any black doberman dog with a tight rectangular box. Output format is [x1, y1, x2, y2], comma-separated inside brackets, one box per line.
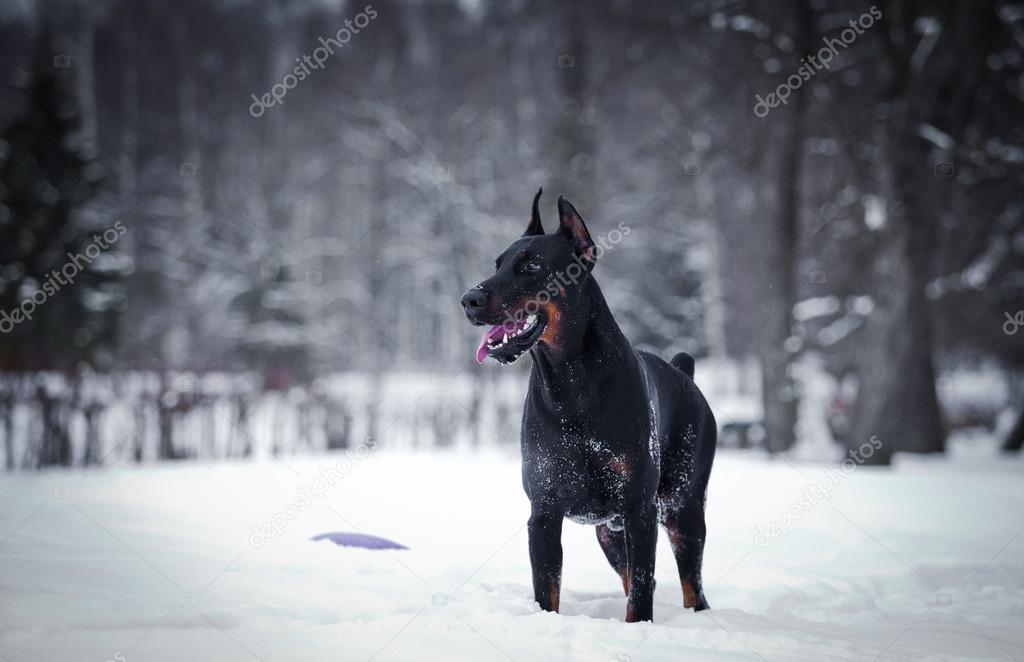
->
[460, 190, 717, 622]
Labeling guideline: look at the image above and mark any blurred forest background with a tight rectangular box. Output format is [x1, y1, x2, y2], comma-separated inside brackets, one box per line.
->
[0, 0, 1021, 469]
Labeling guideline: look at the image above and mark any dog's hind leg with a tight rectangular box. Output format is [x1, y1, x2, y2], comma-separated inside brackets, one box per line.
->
[663, 503, 710, 611]
[595, 523, 629, 595]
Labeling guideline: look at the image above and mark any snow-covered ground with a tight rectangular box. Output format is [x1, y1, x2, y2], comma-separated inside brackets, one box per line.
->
[1, 441, 1022, 661]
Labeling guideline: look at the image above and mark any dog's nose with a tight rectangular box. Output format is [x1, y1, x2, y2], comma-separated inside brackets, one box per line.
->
[461, 288, 489, 324]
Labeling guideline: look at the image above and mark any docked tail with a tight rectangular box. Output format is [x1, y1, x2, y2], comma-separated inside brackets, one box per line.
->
[670, 352, 695, 377]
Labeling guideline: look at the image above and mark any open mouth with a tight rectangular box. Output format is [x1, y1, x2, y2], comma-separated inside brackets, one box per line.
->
[475, 312, 546, 364]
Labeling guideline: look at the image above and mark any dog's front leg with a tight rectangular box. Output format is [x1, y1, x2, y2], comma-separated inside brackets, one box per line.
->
[623, 504, 658, 622]
[527, 504, 564, 613]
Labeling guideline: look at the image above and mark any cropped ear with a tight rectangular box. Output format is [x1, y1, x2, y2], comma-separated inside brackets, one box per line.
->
[523, 187, 544, 236]
[557, 195, 596, 263]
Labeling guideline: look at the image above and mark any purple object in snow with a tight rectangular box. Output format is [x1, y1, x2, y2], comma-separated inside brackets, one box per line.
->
[311, 532, 408, 550]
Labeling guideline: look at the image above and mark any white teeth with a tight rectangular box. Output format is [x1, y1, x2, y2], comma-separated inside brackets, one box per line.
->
[489, 314, 541, 352]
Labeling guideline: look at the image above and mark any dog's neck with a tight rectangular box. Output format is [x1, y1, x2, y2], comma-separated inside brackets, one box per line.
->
[529, 277, 635, 395]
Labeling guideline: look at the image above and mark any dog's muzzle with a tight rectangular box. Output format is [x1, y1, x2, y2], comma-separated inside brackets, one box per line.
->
[460, 287, 489, 326]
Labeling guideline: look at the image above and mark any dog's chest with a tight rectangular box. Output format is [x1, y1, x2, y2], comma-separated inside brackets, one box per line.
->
[524, 436, 639, 520]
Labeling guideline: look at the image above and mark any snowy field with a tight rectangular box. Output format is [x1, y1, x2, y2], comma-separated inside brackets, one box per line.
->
[1, 441, 1022, 662]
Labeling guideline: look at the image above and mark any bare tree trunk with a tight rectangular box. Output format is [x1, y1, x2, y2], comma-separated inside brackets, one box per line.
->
[133, 400, 147, 463]
[849, 101, 944, 463]
[700, 222, 728, 359]
[550, 0, 595, 205]
[82, 404, 101, 466]
[1002, 410, 1024, 452]
[74, 0, 98, 158]
[1, 383, 13, 471]
[157, 377, 180, 460]
[37, 386, 72, 468]
[174, 12, 207, 366]
[118, 2, 139, 198]
[364, 159, 391, 444]
[760, 119, 803, 453]
[158, 403, 175, 460]
[759, 1, 811, 454]
[849, 229, 944, 460]
[234, 393, 252, 458]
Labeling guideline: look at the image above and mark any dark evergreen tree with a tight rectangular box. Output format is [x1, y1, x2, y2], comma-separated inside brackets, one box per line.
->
[233, 262, 311, 388]
[0, 27, 116, 371]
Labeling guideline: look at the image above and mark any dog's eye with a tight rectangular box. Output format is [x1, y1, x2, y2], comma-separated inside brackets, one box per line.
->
[525, 261, 542, 273]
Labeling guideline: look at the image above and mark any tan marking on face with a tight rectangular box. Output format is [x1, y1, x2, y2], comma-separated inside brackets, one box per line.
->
[540, 301, 562, 346]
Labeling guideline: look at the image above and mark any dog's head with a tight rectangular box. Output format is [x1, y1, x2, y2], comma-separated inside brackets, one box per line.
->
[461, 188, 597, 365]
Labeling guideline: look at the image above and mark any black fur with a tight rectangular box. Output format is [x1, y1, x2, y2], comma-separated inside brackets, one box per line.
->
[460, 191, 717, 622]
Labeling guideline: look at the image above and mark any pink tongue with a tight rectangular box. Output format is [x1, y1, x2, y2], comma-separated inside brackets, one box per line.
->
[476, 325, 506, 364]
[475, 320, 525, 364]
